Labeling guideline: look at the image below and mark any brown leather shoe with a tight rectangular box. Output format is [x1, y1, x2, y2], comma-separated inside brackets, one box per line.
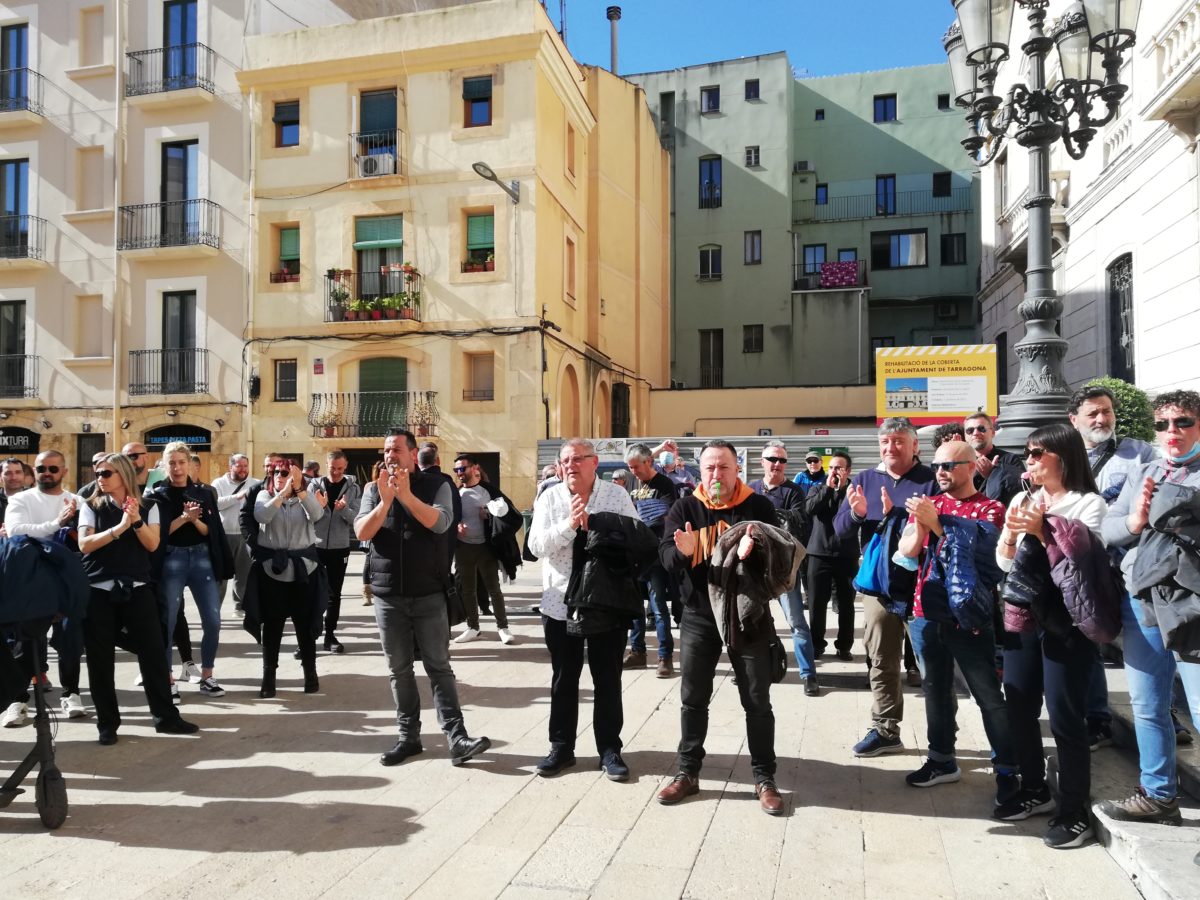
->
[756, 780, 784, 816]
[623, 649, 647, 669]
[657, 773, 699, 805]
[656, 657, 673, 678]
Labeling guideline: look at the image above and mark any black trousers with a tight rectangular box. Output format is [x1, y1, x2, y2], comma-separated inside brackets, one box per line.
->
[258, 570, 316, 671]
[542, 615, 626, 756]
[83, 584, 180, 733]
[317, 548, 350, 636]
[677, 610, 776, 783]
[173, 603, 193, 663]
[807, 555, 857, 655]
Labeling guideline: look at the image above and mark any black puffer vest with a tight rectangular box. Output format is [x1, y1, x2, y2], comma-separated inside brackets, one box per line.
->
[81, 499, 154, 583]
[367, 471, 449, 598]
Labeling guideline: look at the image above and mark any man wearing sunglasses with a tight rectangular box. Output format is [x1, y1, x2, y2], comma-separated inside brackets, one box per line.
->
[962, 413, 1023, 506]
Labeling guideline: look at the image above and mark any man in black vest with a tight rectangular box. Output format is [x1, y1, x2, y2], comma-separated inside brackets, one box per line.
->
[355, 428, 490, 768]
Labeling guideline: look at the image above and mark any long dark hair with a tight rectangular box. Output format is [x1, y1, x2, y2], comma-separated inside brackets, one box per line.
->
[1027, 423, 1099, 495]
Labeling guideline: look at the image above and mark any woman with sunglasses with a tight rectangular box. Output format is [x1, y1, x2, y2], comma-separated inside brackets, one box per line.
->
[252, 460, 325, 696]
[77, 454, 198, 744]
[1097, 390, 1200, 828]
[993, 423, 1106, 848]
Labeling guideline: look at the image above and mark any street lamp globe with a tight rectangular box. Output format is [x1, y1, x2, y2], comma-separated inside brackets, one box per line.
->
[952, 0, 1016, 66]
[1084, 0, 1142, 52]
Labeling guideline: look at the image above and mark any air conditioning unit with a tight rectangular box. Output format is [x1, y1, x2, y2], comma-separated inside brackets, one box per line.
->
[935, 300, 957, 319]
[357, 153, 396, 177]
[793, 160, 811, 174]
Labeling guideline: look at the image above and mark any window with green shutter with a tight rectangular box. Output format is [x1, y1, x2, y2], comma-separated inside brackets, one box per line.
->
[359, 357, 408, 436]
[353, 215, 403, 250]
[276, 226, 300, 278]
[360, 89, 397, 134]
[465, 212, 494, 267]
[463, 76, 492, 127]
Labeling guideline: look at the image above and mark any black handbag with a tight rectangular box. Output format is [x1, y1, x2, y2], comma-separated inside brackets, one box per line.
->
[768, 632, 787, 684]
[445, 575, 466, 628]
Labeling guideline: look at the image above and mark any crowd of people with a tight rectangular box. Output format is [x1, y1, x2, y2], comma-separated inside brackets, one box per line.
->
[1, 391, 1198, 850]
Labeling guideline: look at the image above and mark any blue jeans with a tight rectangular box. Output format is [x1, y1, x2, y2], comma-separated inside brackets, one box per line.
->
[911, 616, 1013, 767]
[1120, 593, 1200, 800]
[161, 544, 222, 671]
[629, 564, 674, 659]
[778, 587, 816, 678]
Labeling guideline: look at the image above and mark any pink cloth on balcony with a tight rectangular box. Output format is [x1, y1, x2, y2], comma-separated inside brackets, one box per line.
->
[819, 261, 860, 288]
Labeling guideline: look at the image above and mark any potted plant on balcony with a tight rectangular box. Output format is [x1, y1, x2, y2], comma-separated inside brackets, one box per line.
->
[344, 298, 368, 321]
[329, 284, 350, 321]
[313, 410, 339, 438]
[369, 298, 384, 320]
[402, 262, 419, 280]
[462, 258, 484, 274]
[380, 294, 402, 319]
[484, 252, 495, 272]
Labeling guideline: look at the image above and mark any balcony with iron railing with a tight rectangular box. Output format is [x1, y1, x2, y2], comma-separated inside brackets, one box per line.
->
[0, 355, 38, 399]
[0, 215, 47, 268]
[0, 68, 45, 125]
[118, 198, 221, 256]
[699, 183, 722, 210]
[791, 259, 868, 292]
[128, 348, 209, 396]
[350, 129, 406, 179]
[308, 390, 439, 439]
[125, 43, 216, 104]
[793, 187, 973, 223]
[699, 366, 723, 389]
[324, 268, 423, 323]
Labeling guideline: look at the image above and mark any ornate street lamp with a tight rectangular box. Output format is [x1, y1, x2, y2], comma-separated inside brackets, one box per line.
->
[943, 0, 1141, 449]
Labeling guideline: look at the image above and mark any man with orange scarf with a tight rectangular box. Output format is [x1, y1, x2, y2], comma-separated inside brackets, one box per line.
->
[655, 440, 786, 816]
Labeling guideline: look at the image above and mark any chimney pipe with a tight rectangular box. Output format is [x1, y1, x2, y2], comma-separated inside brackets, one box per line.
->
[607, 6, 621, 75]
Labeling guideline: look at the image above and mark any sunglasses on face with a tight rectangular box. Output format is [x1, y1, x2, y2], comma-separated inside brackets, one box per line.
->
[930, 460, 973, 472]
[964, 425, 988, 435]
[1154, 416, 1197, 432]
[1024, 447, 1049, 461]
[453, 466, 469, 473]
[272, 469, 292, 476]
[35, 465, 60, 474]
[126, 452, 145, 459]
[94, 469, 116, 479]
[762, 456, 788, 465]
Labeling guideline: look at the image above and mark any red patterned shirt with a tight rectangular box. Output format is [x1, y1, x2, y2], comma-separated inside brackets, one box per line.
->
[908, 492, 1005, 618]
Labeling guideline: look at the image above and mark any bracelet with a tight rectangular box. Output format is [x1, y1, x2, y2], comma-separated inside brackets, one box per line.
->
[1002, 538, 1017, 547]
[132, 520, 144, 530]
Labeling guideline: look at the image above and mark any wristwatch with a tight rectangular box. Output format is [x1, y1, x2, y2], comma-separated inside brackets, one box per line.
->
[132, 520, 144, 530]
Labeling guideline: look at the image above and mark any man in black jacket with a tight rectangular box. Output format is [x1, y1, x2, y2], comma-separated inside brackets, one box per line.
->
[805, 451, 859, 665]
[964, 412, 1023, 506]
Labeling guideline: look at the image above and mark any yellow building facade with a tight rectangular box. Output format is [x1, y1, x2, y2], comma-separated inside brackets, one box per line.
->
[238, 0, 669, 509]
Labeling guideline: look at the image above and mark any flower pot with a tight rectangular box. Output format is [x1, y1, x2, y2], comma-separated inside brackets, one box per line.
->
[370, 310, 383, 320]
[485, 260, 495, 271]
[344, 310, 358, 320]
[329, 306, 345, 322]
[384, 309, 398, 319]
[322, 426, 336, 437]
[400, 308, 414, 320]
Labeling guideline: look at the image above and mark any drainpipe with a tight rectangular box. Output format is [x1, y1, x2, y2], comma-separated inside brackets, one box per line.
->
[111, 0, 126, 446]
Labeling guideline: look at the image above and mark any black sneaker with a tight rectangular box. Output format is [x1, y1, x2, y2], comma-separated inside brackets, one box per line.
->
[197, 677, 225, 698]
[1043, 815, 1094, 849]
[599, 750, 629, 782]
[995, 772, 1021, 807]
[449, 735, 491, 767]
[906, 758, 961, 788]
[993, 785, 1055, 821]
[1088, 720, 1113, 752]
[536, 747, 577, 777]
[852, 728, 903, 758]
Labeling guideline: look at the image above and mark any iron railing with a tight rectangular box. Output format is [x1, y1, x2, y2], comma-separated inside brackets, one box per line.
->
[791, 259, 868, 291]
[125, 43, 216, 96]
[793, 187, 973, 223]
[325, 269, 423, 323]
[0, 355, 38, 399]
[699, 366, 723, 389]
[308, 390, 439, 439]
[350, 129, 405, 178]
[699, 183, 722, 209]
[118, 198, 221, 251]
[128, 348, 209, 395]
[269, 271, 300, 283]
[0, 68, 45, 115]
[463, 389, 494, 401]
[0, 215, 45, 260]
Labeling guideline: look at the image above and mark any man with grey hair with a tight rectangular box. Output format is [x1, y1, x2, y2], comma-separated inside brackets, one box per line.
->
[835, 417, 935, 758]
[213, 453, 259, 613]
[623, 442, 679, 676]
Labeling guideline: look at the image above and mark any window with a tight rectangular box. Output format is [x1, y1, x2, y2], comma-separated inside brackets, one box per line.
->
[565, 236, 576, 301]
[873, 93, 897, 122]
[744, 230, 762, 265]
[0, 157, 30, 256]
[75, 295, 103, 357]
[814, 108, 825, 121]
[995, 331, 1008, 395]
[356, 89, 398, 173]
[699, 329, 723, 388]
[699, 156, 722, 208]
[464, 352, 495, 401]
[699, 245, 722, 280]
[743, 324, 763, 353]
[566, 122, 576, 177]
[77, 146, 105, 210]
[464, 212, 494, 268]
[997, 151, 1008, 211]
[611, 383, 630, 438]
[274, 100, 300, 148]
[875, 174, 896, 215]
[932, 171, 952, 197]
[161, 290, 198, 393]
[274, 225, 300, 280]
[463, 76, 492, 127]
[815, 183, 828, 205]
[803, 243, 826, 275]
[930, 335, 949, 345]
[838, 248, 858, 262]
[0, 300, 25, 395]
[940, 232, 967, 266]
[354, 215, 404, 294]
[871, 230, 927, 269]
[937, 93, 951, 111]
[700, 85, 720, 113]
[869, 336, 895, 381]
[1, 24, 29, 111]
[273, 359, 297, 402]
[80, 7, 105, 67]
[744, 79, 760, 101]
[744, 145, 760, 167]
[1107, 254, 1134, 382]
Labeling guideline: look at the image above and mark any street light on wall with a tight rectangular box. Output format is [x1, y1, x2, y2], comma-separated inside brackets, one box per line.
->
[472, 161, 520, 204]
[943, 0, 1142, 449]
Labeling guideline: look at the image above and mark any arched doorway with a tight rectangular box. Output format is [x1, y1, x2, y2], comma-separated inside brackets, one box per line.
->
[592, 379, 610, 438]
[558, 364, 580, 437]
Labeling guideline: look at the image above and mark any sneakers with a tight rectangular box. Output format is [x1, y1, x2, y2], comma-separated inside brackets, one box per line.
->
[180, 661, 203, 684]
[599, 750, 630, 782]
[497, 628, 515, 645]
[622, 649, 647, 669]
[170, 683, 181, 704]
[60, 692, 87, 719]
[536, 747, 577, 777]
[1088, 720, 1114, 752]
[995, 771, 1021, 807]
[155, 717, 200, 735]
[1043, 815, 1094, 849]
[905, 758, 961, 788]
[852, 728, 903, 758]
[198, 677, 225, 698]
[0, 701, 28, 728]
[656, 658, 674, 678]
[453, 626, 481, 644]
[993, 785, 1055, 821]
[1096, 787, 1182, 826]
[133, 672, 144, 687]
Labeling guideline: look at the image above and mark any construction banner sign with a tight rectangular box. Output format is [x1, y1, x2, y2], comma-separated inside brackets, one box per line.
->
[875, 344, 998, 426]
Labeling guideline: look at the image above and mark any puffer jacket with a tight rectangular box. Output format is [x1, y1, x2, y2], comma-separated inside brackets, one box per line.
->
[709, 521, 802, 650]
[1000, 534, 1074, 638]
[1044, 515, 1122, 644]
[918, 515, 1003, 631]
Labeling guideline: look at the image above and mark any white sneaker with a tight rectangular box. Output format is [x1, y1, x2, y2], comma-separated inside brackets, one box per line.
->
[133, 672, 144, 687]
[453, 627, 481, 644]
[60, 693, 87, 719]
[497, 628, 515, 645]
[180, 661, 203, 684]
[1, 701, 29, 728]
[170, 683, 181, 705]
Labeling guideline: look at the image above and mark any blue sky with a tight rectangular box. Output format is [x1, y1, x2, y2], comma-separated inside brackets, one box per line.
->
[548, 1, 956, 77]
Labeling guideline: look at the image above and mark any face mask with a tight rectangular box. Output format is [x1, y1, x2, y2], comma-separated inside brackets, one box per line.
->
[659, 452, 675, 466]
[1174, 442, 1200, 464]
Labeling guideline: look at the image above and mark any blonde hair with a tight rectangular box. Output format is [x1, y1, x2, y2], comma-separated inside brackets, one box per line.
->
[89, 454, 139, 511]
[162, 440, 191, 460]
